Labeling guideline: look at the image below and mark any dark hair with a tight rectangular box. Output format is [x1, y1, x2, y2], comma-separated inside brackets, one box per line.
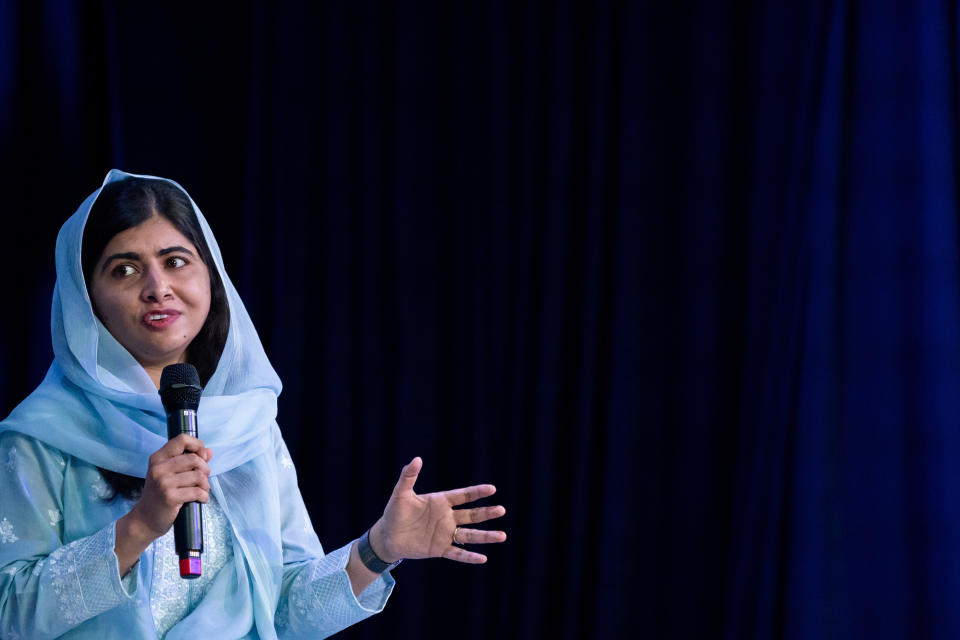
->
[82, 177, 231, 500]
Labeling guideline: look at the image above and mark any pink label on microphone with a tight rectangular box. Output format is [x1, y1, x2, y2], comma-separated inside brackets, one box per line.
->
[179, 557, 202, 578]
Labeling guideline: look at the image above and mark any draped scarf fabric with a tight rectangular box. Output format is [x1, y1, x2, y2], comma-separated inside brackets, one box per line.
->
[0, 169, 292, 637]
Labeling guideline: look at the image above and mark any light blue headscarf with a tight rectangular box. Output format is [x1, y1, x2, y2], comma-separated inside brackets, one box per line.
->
[0, 169, 302, 637]
[1, 168, 282, 477]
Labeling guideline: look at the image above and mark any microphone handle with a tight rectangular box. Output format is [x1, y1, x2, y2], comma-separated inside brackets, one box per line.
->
[168, 409, 203, 579]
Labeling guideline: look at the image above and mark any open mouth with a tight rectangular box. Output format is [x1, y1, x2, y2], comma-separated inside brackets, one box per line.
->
[142, 310, 181, 330]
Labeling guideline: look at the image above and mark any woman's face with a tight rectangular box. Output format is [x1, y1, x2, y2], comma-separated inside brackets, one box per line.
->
[88, 214, 212, 380]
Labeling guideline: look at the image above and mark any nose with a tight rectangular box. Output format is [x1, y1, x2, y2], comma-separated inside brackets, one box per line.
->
[140, 267, 174, 303]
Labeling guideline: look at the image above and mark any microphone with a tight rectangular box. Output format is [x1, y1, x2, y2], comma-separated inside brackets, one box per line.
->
[159, 363, 204, 580]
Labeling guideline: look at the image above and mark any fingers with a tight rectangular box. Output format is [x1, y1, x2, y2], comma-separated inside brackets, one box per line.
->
[392, 456, 422, 496]
[165, 486, 211, 504]
[445, 483, 497, 506]
[145, 438, 212, 506]
[147, 453, 210, 486]
[454, 505, 506, 525]
[161, 452, 210, 476]
[150, 434, 207, 463]
[147, 466, 210, 494]
[452, 527, 507, 545]
[442, 546, 489, 564]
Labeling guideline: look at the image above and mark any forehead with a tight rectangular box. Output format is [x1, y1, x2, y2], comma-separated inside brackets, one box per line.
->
[99, 215, 196, 257]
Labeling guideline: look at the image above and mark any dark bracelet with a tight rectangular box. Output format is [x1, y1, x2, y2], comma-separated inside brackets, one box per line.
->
[358, 529, 402, 573]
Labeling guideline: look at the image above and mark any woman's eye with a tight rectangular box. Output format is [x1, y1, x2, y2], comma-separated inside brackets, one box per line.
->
[112, 264, 137, 277]
[167, 256, 188, 268]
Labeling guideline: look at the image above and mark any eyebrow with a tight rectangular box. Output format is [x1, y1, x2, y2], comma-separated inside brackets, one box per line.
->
[99, 245, 196, 274]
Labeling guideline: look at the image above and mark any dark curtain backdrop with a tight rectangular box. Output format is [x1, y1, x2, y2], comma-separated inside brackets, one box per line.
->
[2, 1, 959, 638]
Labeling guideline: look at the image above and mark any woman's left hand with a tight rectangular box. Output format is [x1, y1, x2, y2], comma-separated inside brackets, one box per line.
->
[368, 457, 507, 564]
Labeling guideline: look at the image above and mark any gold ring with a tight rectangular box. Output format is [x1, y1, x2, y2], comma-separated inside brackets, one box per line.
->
[452, 526, 462, 545]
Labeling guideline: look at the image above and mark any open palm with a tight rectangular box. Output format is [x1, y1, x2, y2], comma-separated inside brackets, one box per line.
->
[371, 457, 507, 564]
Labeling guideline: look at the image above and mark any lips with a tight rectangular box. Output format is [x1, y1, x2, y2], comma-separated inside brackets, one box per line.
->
[141, 309, 182, 330]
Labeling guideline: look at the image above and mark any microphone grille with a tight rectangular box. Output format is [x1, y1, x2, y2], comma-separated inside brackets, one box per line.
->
[159, 363, 203, 410]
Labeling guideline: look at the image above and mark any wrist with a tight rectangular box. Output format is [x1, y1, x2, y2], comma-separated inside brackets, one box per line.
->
[357, 531, 401, 574]
[369, 519, 400, 563]
[115, 511, 157, 575]
[117, 509, 160, 550]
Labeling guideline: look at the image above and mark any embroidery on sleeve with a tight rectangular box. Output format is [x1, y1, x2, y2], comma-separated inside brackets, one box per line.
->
[290, 568, 323, 627]
[48, 509, 63, 528]
[0, 517, 18, 544]
[4, 447, 16, 473]
[47, 542, 89, 624]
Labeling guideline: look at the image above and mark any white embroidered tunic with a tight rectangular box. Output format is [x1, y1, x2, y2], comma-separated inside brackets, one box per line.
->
[147, 497, 233, 638]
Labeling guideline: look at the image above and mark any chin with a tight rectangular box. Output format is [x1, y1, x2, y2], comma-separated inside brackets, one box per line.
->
[137, 346, 191, 368]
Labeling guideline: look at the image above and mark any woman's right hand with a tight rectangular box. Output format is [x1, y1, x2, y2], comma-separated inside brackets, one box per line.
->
[132, 434, 212, 537]
[115, 434, 212, 573]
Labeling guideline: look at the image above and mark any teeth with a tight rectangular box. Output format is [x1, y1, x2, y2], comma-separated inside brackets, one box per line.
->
[149, 314, 169, 321]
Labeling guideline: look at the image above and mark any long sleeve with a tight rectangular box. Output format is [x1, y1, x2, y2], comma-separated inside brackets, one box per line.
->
[0, 432, 138, 639]
[269, 428, 395, 638]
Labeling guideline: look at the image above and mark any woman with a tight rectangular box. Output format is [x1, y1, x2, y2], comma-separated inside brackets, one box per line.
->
[0, 170, 506, 639]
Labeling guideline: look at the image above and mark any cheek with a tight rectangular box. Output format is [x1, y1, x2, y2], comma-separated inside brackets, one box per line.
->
[186, 277, 213, 324]
[197, 280, 212, 312]
[90, 288, 120, 326]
